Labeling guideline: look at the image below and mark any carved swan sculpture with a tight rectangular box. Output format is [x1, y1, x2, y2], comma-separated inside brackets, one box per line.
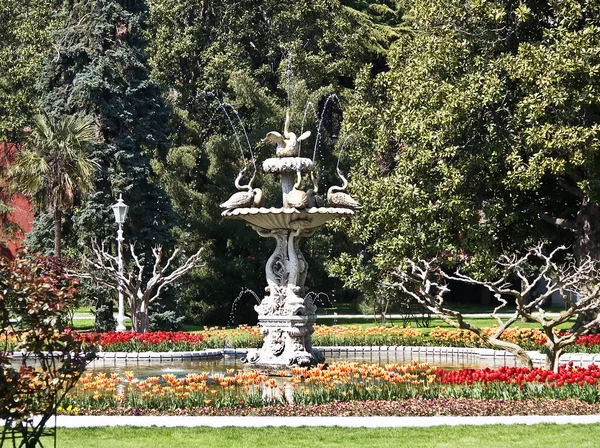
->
[220, 168, 263, 210]
[263, 111, 311, 157]
[327, 168, 362, 209]
[306, 171, 326, 208]
[286, 170, 308, 209]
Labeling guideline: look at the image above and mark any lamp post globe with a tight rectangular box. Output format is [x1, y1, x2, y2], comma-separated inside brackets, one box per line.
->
[111, 194, 128, 332]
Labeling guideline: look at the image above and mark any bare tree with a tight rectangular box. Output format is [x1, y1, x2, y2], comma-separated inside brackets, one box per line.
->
[447, 245, 600, 371]
[389, 244, 600, 372]
[388, 259, 534, 369]
[81, 242, 203, 333]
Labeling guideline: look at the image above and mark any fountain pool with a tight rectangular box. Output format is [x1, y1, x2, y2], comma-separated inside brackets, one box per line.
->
[85, 346, 535, 379]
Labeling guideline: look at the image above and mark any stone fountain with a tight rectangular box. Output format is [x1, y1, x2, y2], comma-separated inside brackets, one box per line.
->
[221, 111, 361, 368]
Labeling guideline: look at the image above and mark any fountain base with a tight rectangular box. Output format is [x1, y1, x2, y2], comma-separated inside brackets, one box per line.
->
[242, 315, 325, 369]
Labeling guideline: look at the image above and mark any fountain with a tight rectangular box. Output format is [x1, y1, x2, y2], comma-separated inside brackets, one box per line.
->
[220, 111, 361, 368]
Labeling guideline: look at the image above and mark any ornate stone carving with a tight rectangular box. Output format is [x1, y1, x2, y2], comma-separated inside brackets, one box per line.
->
[263, 111, 312, 158]
[263, 157, 314, 174]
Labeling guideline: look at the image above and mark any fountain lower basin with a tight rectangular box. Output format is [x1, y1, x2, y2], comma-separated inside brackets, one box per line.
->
[222, 207, 354, 230]
[83, 345, 590, 377]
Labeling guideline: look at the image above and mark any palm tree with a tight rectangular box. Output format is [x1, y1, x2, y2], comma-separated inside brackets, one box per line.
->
[10, 113, 99, 258]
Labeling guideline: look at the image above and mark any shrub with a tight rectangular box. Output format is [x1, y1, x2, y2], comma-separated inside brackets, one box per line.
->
[0, 255, 95, 446]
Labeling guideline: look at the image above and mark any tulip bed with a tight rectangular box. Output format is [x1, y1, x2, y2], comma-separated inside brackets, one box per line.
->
[74, 325, 264, 352]
[58, 361, 600, 415]
[66, 324, 600, 353]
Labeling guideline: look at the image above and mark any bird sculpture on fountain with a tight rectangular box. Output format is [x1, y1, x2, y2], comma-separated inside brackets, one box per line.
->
[285, 170, 309, 209]
[263, 111, 311, 158]
[327, 168, 362, 210]
[306, 171, 326, 208]
[220, 167, 263, 210]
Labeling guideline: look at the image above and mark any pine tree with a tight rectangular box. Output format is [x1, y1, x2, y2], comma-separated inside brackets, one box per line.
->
[147, 0, 391, 324]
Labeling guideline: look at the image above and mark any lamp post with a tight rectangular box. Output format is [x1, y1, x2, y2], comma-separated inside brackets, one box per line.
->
[111, 194, 129, 332]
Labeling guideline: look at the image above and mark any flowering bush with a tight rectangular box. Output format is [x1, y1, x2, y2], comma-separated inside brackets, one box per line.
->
[65, 369, 279, 411]
[62, 361, 600, 412]
[0, 255, 95, 445]
[428, 327, 545, 350]
[312, 325, 423, 347]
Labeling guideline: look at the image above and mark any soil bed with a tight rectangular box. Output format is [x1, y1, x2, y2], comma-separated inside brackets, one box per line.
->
[71, 398, 600, 417]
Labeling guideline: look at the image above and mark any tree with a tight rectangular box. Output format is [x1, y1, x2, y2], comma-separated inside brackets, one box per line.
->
[337, 0, 600, 296]
[9, 113, 98, 258]
[0, 144, 20, 248]
[448, 245, 600, 371]
[391, 245, 600, 372]
[342, 0, 411, 72]
[147, 0, 395, 324]
[0, 0, 61, 139]
[32, 0, 176, 253]
[82, 242, 204, 332]
[390, 257, 534, 369]
[26, 0, 179, 328]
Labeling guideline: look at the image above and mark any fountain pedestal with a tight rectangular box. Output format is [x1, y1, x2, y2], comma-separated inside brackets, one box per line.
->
[222, 209, 353, 368]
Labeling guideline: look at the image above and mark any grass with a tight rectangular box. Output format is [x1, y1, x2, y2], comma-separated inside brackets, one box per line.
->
[70, 300, 574, 335]
[56, 424, 600, 448]
[69, 318, 131, 332]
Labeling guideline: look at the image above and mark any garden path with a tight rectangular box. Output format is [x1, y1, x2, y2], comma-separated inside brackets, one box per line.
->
[35, 415, 600, 428]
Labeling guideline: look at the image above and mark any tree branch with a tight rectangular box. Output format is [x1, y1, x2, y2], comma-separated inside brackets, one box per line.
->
[528, 204, 576, 231]
[78, 242, 204, 332]
[556, 177, 586, 199]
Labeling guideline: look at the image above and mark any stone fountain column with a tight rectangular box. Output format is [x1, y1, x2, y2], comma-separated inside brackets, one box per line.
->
[247, 224, 322, 367]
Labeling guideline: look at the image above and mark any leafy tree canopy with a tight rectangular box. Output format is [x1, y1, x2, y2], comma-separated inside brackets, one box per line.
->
[336, 0, 600, 295]
[0, 0, 61, 140]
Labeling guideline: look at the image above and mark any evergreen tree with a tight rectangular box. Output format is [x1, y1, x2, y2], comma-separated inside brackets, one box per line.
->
[33, 0, 176, 252]
[29, 0, 177, 327]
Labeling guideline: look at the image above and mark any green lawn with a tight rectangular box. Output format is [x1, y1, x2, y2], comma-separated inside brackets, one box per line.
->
[71, 301, 574, 334]
[69, 318, 131, 331]
[56, 424, 600, 448]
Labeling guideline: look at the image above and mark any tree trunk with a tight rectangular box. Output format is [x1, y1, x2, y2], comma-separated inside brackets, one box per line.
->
[572, 200, 600, 332]
[54, 207, 62, 258]
[130, 299, 139, 332]
[545, 344, 563, 373]
[488, 336, 534, 369]
[139, 300, 149, 333]
[575, 200, 600, 264]
[130, 299, 149, 333]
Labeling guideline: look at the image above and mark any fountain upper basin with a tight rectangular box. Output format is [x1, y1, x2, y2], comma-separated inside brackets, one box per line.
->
[222, 207, 355, 230]
[263, 157, 314, 173]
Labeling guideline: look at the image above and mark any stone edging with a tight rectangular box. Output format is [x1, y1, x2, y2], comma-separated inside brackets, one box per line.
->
[29, 346, 594, 367]
[11, 346, 600, 367]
